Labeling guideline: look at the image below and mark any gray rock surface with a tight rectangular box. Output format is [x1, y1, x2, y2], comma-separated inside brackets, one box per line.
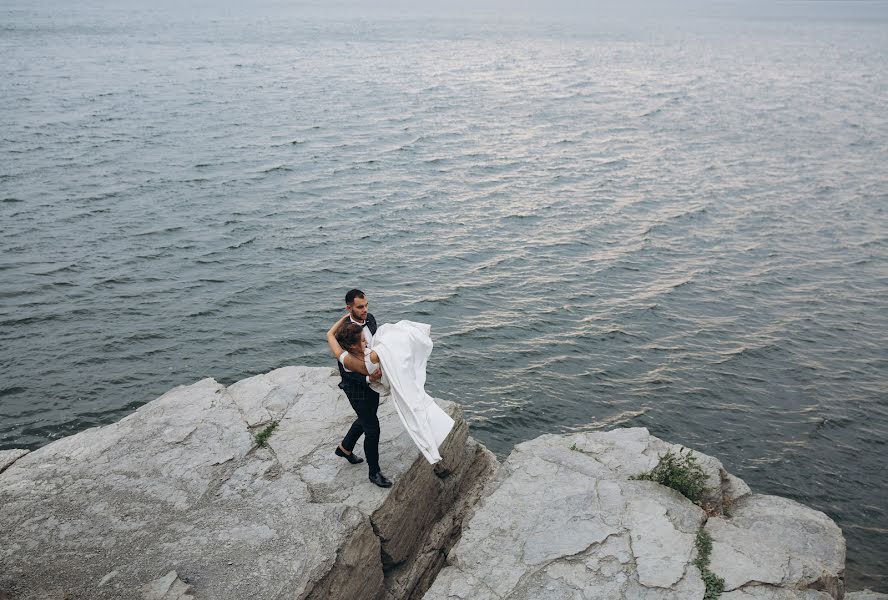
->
[0, 448, 29, 473]
[423, 427, 847, 600]
[1, 371, 870, 600]
[706, 493, 846, 596]
[0, 366, 496, 600]
[141, 571, 194, 600]
[721, 588, 833, 600]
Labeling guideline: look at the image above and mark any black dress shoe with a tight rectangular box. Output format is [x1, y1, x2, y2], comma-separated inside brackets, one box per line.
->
[368, 472, 393, 488]
[335, 447, 364, 464]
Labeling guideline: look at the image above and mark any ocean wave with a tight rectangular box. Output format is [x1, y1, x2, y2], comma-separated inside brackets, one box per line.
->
[226, 237, 256, 250]
[258, 165, 293, 174]
[133, 226, 184, 237]
[0, 386, 27, 398]
[712, 343, 785, 365]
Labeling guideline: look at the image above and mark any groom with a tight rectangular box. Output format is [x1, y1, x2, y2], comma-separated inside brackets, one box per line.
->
[334, 289, 393, 488]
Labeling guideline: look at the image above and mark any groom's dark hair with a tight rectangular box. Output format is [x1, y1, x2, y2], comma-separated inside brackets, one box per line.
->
[345, 288, 365, 305]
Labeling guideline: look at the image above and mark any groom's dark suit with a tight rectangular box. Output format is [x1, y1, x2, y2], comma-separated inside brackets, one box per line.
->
[338, 314, 382, 475]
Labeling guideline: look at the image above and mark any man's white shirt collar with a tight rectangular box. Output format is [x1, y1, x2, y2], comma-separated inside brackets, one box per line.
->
[349, 315, 373, 345]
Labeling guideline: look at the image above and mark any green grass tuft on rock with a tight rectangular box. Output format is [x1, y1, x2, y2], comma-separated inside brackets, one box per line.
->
[693, 529, 725, 600]
[254, 420, 279, 448]
[629, 448, 708, 504]
[692, 528, 713, 569]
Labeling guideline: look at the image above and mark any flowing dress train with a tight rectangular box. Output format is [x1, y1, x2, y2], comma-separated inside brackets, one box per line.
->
[371, 321, 454, 464]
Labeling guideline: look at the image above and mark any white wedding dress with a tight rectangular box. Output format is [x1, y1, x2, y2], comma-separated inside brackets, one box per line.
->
[370, 320, 454, 464]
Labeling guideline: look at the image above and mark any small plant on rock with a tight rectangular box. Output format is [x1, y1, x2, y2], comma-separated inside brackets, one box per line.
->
[693, 529, 725, 600]
[254, 420, 279, 448]
[630, 448, 708, 504]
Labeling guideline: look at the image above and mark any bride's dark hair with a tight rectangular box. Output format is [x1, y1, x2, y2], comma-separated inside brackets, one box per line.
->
[335, 322, 364, 354]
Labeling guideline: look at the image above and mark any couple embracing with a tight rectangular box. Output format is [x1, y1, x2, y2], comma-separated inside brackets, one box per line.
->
[325, 288, 454, 489]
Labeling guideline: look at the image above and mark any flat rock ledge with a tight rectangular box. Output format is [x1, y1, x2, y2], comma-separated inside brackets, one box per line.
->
[425, 428, 849, 600]
[0, 366, 497, 600]
[1, 368, 875, 600]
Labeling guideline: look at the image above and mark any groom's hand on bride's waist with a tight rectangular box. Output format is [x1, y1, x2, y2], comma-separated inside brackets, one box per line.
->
[369, 369, 383, 382]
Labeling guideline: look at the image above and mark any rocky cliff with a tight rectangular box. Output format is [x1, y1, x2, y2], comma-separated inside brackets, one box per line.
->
[425, 429, 847, 600]
[0, 367, 882, 600]
[0, 367, 496, 600]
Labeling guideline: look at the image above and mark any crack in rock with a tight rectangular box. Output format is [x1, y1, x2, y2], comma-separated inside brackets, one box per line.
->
[0, 449, 30, 474]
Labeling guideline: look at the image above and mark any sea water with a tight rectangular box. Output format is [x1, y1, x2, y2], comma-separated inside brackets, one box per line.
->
[1, 0, 886, 590]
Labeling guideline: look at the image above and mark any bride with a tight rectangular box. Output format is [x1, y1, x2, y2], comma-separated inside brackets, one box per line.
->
[327, 317, 385, 393]
[326, 316, 454, 466]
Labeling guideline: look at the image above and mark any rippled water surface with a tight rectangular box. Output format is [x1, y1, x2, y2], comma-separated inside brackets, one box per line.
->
[2, 0, 887, 590]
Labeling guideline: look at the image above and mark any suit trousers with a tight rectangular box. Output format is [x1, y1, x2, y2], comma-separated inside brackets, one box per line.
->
[340, 384, 381, 475]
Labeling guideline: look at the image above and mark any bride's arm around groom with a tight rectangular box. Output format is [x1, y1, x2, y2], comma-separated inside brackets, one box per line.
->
[325, 314, 383, 383]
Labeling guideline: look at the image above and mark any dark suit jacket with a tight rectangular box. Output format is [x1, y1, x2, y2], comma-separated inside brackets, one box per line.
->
[337, 313, 378, 393]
